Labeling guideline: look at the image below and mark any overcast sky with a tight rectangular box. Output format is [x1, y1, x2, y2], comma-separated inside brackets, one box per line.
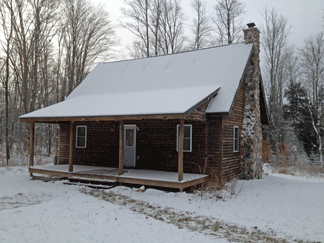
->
[97, 0, 323, 59]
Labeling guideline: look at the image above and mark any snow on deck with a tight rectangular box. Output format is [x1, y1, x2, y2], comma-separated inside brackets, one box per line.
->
[120, 169, 206, 182]
[20, 43, 252, 119]
[32, 164, 207, 183]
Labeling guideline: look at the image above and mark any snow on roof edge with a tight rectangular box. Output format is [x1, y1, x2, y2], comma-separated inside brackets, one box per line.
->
[206, 44, 253, 114]
[20, 113, 184, 121]
[224, 45, 252, 115]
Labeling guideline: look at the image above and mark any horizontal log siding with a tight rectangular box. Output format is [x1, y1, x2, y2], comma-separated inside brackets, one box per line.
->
[58, 123, 70, 164]
[129, 120, 206, 173]
[73, 121, 119, 167]
[206, 114, 222, 179]
[58, 120, 207, 173]
[221, 80, 245, 181]
[185, 100, 208, 121]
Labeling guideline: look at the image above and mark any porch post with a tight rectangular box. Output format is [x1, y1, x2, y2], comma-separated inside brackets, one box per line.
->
[178, 119, 184, 181]
[119, 120, 124, 176]
[68, 121, 74, 172]
[29, 122, 35, 171]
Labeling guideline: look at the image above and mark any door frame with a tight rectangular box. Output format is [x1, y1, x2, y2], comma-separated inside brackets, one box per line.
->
[123, 124, 136, 167]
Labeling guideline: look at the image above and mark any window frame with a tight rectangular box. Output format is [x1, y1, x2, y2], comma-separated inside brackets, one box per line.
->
[76, 126, 87, 148]
[233, 126, 239, 152]
[176, 124, 192, 152]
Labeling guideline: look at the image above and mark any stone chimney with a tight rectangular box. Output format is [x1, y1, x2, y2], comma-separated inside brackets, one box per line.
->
[241, 23, 263, 179]
[243, 22, 260, 59]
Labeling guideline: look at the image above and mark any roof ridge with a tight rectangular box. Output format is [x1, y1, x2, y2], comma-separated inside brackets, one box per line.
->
[100, 42, 248, 65]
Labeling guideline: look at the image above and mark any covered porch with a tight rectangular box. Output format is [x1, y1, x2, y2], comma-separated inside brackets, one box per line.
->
[29, 164, 208, 191]
[24, 113, 209, 191]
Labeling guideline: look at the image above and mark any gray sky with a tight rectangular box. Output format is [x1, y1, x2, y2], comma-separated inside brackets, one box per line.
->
[97, 0, 323, 59]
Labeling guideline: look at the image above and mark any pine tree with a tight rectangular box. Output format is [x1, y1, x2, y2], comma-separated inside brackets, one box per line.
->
[283, 82, 317, 156]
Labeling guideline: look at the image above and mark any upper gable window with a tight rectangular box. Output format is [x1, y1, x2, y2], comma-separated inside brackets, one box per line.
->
[76, 126, 87, 148]
[234, 126, 239, 152]
[177, 124, 192, 152]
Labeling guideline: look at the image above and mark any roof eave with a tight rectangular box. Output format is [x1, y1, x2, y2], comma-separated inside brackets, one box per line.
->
[228, 44, 254, 116]
[19, 113, 186, 123]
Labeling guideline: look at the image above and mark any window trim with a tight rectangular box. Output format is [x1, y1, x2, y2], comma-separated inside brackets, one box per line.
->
[233, 126, 239, 152]
[76, 126, 87, 148]
[176, 124, 192, 152]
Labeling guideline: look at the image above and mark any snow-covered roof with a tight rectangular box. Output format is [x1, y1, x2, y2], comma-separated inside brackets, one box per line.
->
[20, 43, 252, 119]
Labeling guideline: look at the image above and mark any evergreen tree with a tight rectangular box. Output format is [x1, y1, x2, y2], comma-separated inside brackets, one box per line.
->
[283, 82, 317, 156]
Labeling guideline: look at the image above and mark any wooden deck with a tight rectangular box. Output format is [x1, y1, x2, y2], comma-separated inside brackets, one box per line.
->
[29, 164, 208, 191]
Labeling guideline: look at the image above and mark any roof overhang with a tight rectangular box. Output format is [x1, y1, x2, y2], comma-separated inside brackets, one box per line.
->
[20, 87, 222, 123]
[19, 114, 185, 123]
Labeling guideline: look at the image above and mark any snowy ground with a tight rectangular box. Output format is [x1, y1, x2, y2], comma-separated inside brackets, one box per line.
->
[0, 165, 323, 242]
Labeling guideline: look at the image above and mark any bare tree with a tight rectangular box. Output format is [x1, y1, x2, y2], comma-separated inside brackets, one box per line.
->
[10, 0, 34, 115]
[159, 0, 187, 54]
[299, 32, 324, 163]
[60, 0, 118, 96]
[300, 32, 324, 106]
[121, 0, 150, 57]
[0, 0, 117, 165]
[126, 40, 147, 59]
[190, 0, 211, 49]
[285, 45, 300, 86]
[122, 0, 186, 56]
[261, 7, 290, 152]
[28, 0, 60, 112]
[149, 0, 162, 56]
[212, 0, 245, 45]
[0, 0, 14, 165]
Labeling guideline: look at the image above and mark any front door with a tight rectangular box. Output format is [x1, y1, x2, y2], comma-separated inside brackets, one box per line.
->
[124, 125, 136, 168]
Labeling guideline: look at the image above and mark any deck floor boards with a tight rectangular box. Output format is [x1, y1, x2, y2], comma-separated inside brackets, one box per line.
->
[30, 164, 208, 191]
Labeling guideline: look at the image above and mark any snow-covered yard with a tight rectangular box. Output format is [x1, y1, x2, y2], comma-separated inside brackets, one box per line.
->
[0, 165, 323, 242]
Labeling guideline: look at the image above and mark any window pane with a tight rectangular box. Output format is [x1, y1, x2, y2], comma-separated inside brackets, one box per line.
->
[126, 129, 134, 146]
[78, 127, 86, 137]
[184, 126, 191, 138]
[235, 127, 239, 139]
[234, 127, 239, 151]
[77, 137, 86, 147]
[177, 125, 192, 152]
[184, 138, 190, 151]
[177, 126, 179, 138]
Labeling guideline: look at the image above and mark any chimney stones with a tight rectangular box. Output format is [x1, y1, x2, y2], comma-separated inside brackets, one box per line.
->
[241, 23, 263, 179]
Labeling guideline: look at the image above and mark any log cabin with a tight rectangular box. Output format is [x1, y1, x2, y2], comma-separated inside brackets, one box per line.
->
[20, 23, 268, 191]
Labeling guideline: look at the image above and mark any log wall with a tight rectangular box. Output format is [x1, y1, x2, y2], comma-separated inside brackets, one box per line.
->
[57, 80, 245, 180]
[221, 79, 245, 180]
[58, 120, 207, 173]
[206, 114, 222, 179]
[58, 123, 70, 164]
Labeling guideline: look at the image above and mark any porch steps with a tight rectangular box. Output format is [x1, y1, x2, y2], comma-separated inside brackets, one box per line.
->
[32, 175, 66, 182]
[64, 177, 118, 190]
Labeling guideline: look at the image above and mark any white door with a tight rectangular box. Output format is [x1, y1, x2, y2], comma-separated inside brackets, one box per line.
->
[124, 125, 136, 168]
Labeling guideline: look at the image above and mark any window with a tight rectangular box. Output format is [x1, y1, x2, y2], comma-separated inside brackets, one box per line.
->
[177, 124, 192, 152]
[76, 126, 87, 148]
[125, 127, 135, 147]
[234, 126, 239, 152]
